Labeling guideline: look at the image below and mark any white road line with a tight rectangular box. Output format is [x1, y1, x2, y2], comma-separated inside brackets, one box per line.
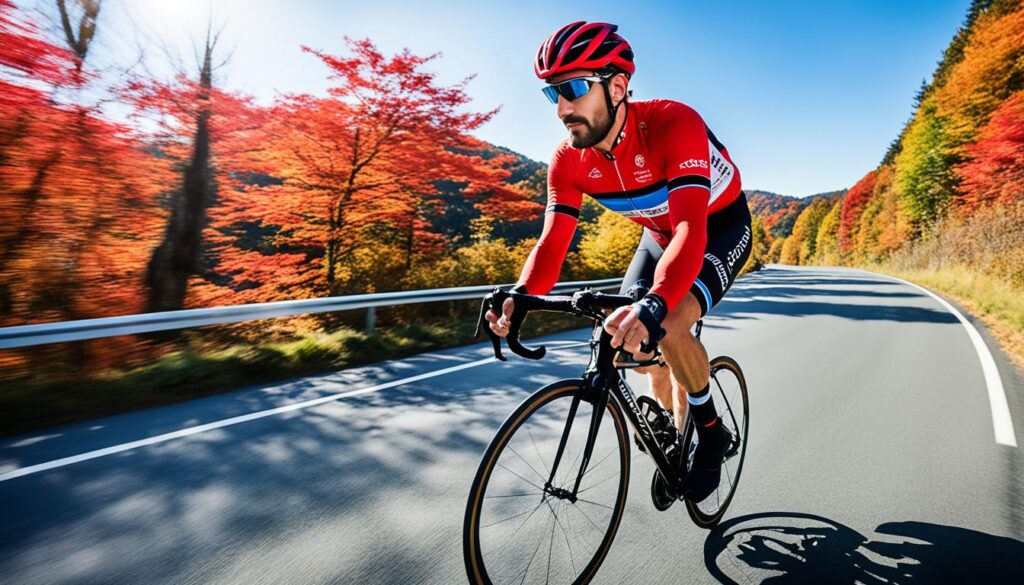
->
[0, 340, 591, 482]
[872, 271, 1017, 448]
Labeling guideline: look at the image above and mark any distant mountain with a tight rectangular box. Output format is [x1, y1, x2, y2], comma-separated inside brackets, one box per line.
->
[746, 189, 845, 238]
[473, 144, 850, 243]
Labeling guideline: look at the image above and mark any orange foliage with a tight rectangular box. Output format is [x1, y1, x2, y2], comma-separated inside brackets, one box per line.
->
[195, 39, 539, 303]
[933, 6, 1024, 152]
[838, 169, 878, 254]
[1, 0, 172, 326]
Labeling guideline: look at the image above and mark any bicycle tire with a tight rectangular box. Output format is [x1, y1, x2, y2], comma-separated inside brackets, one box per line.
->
[464, 379, 631, 585]
[684, 355, 749, 528]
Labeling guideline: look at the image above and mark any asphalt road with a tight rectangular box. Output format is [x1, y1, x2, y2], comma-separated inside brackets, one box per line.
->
[2, 265, 1022, 584]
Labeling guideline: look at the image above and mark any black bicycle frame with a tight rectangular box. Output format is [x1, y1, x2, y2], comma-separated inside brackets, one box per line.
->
[542, 324, 689, 500]
[476, 287, 696, 501]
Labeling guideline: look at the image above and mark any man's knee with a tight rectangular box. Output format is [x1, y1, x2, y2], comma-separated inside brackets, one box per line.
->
[660, 292, 701, 351]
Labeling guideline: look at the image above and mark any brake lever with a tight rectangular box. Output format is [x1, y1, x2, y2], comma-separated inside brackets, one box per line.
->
[475, 293, 507, 361]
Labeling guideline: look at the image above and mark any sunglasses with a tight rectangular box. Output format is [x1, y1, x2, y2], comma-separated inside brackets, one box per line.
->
[541, 75, 608, 104]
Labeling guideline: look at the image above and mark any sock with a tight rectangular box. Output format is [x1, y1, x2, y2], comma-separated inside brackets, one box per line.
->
[687, 383, 719, 429]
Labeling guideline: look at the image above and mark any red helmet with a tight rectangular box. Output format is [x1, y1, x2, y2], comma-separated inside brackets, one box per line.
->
[535, 21, 635, 80]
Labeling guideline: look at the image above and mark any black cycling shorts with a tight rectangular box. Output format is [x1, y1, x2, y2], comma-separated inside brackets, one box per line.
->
[618, 192, 753, 317]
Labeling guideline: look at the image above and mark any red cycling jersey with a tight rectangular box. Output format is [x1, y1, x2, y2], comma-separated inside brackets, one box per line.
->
[516, 98, 743, 311]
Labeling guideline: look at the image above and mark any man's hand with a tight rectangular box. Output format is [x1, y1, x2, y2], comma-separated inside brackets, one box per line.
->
[605, 293, 668, 355]
[485, 297, 515, 338]
[604, 305, 649, 355]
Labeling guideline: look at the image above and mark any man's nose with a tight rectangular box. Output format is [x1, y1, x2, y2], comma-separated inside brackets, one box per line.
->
[557, 95, 573, 119]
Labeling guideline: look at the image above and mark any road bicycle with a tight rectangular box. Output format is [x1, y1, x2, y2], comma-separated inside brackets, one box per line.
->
[463, 287, 749, 585]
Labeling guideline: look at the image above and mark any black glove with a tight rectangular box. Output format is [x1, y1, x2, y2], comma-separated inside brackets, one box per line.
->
[631, 293, 668, 350]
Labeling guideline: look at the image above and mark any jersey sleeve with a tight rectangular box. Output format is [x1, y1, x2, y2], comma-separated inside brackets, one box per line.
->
[515, 145, 583, 295]
[648, 104, 712, 311]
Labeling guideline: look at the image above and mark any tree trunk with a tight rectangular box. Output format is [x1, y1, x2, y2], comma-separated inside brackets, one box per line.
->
[144, 36, 215, 313]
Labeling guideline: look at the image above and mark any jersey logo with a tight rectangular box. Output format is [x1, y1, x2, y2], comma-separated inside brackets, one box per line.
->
[679, 158, 709, 170]
[634, 154, 646, 167]
[588, 167, 603, 179]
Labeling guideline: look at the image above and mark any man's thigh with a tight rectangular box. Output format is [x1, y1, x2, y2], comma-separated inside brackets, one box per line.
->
[663, 291, 702, 337]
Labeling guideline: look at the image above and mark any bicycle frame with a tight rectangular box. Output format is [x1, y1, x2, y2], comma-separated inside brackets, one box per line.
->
[542, 323, 692, 501]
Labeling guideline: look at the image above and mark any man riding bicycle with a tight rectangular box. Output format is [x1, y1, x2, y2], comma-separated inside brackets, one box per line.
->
[485, 21, 753, 503]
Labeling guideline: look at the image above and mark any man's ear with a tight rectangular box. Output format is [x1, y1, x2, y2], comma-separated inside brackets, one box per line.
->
[611, 74, 629, 106]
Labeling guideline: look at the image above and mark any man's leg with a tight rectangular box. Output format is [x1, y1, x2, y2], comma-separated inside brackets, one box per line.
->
[635, 291, 705, 429]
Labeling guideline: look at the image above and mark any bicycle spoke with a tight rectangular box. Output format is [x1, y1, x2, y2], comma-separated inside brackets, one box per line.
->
[486, 492, 542, 499]
[575, 496, 613, 510]
[576, 471, 620, 494]
[489, 497, 549, 558]
[507, 444, 549, 485]
[581, 446, 618, 479]
[483, 504, 539, 529]
[558, 442, 585, 488]
[545, 501, 556, 584]
[548, 499, 577, 577]
[568, 499, 605, 534]
[515, 512, 554, 585]
[526, 426, 552, 478]
[497, 462, 546, 492]
[470, 385, 629, 585]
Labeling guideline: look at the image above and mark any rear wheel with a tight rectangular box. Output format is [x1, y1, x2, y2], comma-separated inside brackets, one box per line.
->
[684, 356, 749, 528]
[464, 380, 631, 584]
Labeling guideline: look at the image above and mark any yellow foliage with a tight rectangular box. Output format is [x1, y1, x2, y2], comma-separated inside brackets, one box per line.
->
[779, 236, 799, 265]
[406, 237, 534, 289]
[780, 198, 832, 265]
[576, 207, 642, 276]
[766, 237, 785, 264]
[740, 214, 772, 274]
[814, 199, 843, 265]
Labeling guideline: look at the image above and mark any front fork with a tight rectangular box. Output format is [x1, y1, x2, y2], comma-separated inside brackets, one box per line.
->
[543, 328, 683, 500]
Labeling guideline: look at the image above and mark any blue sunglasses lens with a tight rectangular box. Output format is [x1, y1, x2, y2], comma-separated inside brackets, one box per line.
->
[542, 78, 594, 104]
[541, 85, 560, 104]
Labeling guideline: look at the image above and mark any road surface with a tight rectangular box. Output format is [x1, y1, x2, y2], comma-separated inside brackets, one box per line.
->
[2, 266, 1022, 584]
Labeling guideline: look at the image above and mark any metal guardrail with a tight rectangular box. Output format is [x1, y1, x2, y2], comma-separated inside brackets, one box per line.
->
[0, 278, 623, 349]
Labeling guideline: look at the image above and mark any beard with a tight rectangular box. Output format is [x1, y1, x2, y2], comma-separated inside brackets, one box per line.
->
[564, 107, 613, 149]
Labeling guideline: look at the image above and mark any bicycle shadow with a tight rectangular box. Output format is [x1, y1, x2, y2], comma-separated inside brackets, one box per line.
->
[702, 512, 1024, 584]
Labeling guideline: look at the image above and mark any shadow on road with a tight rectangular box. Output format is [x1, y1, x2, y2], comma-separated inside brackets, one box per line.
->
[704, 268, 959, 325]
[703, 511, 1024, 584]
[0, 343, 591, 584]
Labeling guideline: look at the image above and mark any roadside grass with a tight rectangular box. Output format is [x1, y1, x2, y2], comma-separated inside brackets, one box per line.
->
[1, 310, 587, 438]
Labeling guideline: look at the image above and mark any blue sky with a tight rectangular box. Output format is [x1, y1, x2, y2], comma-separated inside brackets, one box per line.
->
[42, 0, 971, 197]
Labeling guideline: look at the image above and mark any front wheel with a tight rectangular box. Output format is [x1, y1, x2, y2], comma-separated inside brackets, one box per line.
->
[684, 355, 749, 528]
[464, 380, 631, 585]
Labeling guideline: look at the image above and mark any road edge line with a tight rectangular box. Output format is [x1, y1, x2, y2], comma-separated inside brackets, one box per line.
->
[866, 269, 1017, 448]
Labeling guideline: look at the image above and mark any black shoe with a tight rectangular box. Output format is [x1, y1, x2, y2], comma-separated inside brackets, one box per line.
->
[682, 417, 734, 503]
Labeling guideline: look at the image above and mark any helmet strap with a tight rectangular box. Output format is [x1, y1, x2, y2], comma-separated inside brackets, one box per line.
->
[601, 79, 627, 148]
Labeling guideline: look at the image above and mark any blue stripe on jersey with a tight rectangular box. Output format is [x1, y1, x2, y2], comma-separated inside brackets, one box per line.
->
[590, 185, 669, 213]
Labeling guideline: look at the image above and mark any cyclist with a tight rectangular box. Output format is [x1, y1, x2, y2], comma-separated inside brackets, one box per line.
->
[485, 21, 752, 503]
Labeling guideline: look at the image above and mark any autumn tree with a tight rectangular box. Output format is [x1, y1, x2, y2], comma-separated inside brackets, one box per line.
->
[208, 39, 537, 301]
[838, 169, 878, 256]
[955, 91, 1024, 210]
[1, 0, 170, 328]
[786, 197, 834, 264]
[813, 199, 843, 265]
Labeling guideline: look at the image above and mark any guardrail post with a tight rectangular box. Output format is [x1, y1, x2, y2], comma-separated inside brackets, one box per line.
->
[366, 306, 376, 333]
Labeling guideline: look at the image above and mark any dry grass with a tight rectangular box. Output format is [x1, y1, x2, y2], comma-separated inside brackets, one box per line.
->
[874, 203, 1024, 371]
